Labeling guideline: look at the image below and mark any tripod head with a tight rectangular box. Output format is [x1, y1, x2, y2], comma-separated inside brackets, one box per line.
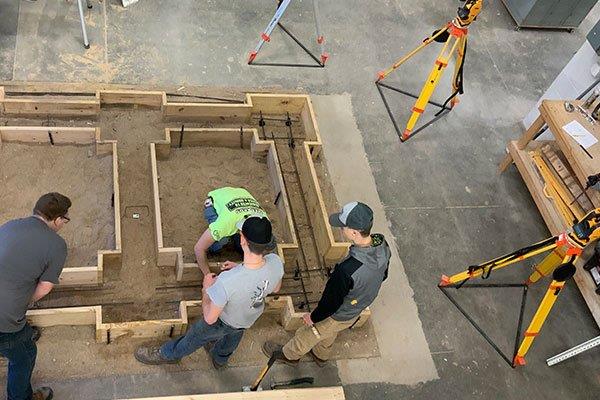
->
[455, 0, 483, 27]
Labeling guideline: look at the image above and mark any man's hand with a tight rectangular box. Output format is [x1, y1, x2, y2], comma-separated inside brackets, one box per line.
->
[302, 313, 314, 326]
[203, 273, 217, 289]
[221, 261, 237, 271]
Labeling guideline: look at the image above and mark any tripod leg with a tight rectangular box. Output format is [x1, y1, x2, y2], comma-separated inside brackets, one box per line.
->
[402, 35, 461, 141]
[248, 0, 293, 63]
[376, 27, 449, 81]
[440, 236, 558, 286]
[513, 258, 576, 366]
[525, 247, 565, 285]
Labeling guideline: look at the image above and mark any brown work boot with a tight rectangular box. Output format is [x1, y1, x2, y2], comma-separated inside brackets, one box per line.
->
[261, 341, 299, 366]
[309, 350, 328, 368]
[134, 345, 180, 365]
[204, 341, 226, 370]
[32, 387, 53, 400]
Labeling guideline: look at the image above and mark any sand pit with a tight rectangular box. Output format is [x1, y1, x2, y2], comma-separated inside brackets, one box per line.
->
[157, 146, 284, 263]
[0, 142, 115, 267]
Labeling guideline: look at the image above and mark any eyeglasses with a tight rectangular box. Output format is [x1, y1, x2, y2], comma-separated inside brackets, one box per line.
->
[60, 215, 71, 223]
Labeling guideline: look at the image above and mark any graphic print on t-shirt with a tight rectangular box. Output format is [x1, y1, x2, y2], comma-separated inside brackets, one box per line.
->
[226, 197, 262, 215]
[251, 280, 269, 309]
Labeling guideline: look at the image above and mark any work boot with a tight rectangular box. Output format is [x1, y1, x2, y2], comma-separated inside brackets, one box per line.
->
[134, 345, 180, 365]
[261, 341, 299, 366]
[32, 387, 53, 400]
[204, 341, 226, 370]
[309, 350, 328, 368]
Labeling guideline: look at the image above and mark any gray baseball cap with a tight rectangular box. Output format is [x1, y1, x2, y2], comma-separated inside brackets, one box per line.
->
[329, 201, 373, 231]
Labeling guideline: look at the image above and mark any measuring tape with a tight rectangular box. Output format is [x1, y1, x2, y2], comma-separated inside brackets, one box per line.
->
[546, 335, 600, 366]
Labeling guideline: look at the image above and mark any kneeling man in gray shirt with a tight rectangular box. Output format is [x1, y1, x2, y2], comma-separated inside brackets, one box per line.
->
[0, 192, 71, 400]
[135, 216, 284, 368]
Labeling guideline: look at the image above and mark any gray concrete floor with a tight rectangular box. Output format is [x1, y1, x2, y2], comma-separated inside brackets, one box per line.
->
[1, 0, 600, 398]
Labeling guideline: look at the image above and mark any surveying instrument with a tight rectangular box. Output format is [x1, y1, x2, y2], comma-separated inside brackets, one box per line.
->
[439, 209, 600, 367]
[376, 0, 482, 142]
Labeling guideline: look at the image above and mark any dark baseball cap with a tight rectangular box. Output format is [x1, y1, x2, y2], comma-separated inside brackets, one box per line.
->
[236, 215, 276, 246]
[329, 202, 373, 231]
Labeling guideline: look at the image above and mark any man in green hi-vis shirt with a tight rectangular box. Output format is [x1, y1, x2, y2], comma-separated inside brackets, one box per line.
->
[195, 187, 269, 276]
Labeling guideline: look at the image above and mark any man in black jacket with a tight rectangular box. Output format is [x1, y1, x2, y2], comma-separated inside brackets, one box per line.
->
[262, 201, 390, 366]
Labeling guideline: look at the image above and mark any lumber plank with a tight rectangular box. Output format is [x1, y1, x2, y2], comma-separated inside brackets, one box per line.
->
[102, 319, 186, 342]
[248, 93, 308, 115]
[0, 126, 96, 144]
[168, 128, 254, 149]
[111, 141, 122, 250]
[295, 143, 350, 263]
[26, 306, 100, 327]
[121, 387, 345, 400]
[99, 90, 164, 108]
[163, 102, 252, 119]
[57, 267, 100, 287]
[150, 143, 164, 248]
[157, 247, 181, 267]
[507, 140, 566, 235]
[1, 97, 100, 117]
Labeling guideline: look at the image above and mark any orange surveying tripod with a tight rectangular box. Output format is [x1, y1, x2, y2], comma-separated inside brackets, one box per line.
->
[439, 209, 600, 367]
[375, 0, 482, 142]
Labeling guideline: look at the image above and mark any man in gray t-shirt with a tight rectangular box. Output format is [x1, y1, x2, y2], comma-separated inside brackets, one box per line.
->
[0, 192, 72, 400]
[135, 216, 284, 369]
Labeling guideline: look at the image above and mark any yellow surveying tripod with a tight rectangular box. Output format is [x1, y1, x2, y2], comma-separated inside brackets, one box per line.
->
[439, 209, 600, 367]
[375, 0, 482, 142]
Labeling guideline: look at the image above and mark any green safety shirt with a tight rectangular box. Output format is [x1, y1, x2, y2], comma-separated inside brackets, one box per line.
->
[208, 187, 267, 241]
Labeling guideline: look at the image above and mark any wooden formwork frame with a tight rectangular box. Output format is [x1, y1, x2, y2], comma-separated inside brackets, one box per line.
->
[0, 126, 122, 288]
[0, 87, 370, 340]
[150, 127, 299, 281]
[120, 387, 345, 400]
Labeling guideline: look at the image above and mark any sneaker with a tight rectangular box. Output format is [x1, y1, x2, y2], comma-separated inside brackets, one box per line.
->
[261, 341, 299, 366]
[32, 387, 53, 400]
[134, 345, 180, 365]
[309, 350, 328, 368]
[204, 341, 227, 370]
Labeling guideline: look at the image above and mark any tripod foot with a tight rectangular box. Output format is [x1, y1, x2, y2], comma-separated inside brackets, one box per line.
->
[401, 129, 411, 141]
[513, 355, 526, 367]
[376, 71, 386, 82]
[439, 275, 451, 287]
[248, 51, 257, 64]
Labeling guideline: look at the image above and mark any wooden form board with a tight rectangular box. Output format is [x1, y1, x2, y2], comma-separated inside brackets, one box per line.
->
[151, 128, 299, 280]
[120, 387, 345, 400]
[6, 88, 363, 338]
[0, 126, 122, 286]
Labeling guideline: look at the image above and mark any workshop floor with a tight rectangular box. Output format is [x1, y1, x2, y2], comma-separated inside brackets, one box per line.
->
[1, 0, 600, 399]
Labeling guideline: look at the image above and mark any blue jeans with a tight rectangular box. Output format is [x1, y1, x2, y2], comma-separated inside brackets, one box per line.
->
[204, 205, 241, 254]
[160, 319, 244, 366]
[0, 324, 37, 400]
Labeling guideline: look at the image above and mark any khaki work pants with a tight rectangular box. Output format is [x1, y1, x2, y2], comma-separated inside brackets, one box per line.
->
[282, 316, 359, 361]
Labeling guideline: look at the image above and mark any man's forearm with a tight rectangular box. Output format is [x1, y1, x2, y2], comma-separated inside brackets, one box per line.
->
[196, 249, 211, 275]
[31, 282, 53, 303]
[201, 289, 212, 317]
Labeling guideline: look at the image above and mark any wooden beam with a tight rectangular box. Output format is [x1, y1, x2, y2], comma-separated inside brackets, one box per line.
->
[295, 143, 350, 263]
[163, 102, 252, 119]
[248, 93, 309, 115]
[111, 141, 122, 250]
[1, 97, 100, 117]
[99, 90, 164, 109]
[151, 143, 164, 248]
[100, 319, 186, 342]
[26, 306, 100, 327]
[0, 126, 97, 144]
[122, 387, 345, 400]
[166, 128, 255, 149]
[498, 114, 545, 174]
[57, 267, 100, 287]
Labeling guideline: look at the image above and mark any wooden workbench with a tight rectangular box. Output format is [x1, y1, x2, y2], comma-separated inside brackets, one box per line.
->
[499, 99, 600, 328]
